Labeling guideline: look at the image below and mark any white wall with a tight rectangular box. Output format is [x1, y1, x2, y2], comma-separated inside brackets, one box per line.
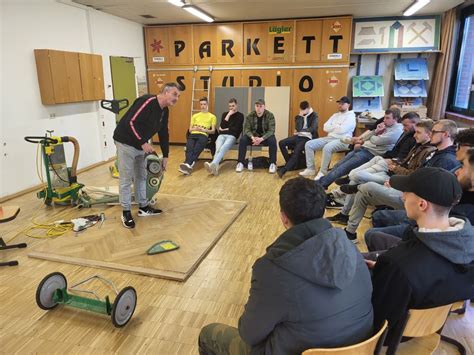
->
[1, 0, 146, 197]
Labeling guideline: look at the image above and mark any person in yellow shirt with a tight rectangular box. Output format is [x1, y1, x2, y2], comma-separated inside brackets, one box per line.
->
[179, 97, 216, 175]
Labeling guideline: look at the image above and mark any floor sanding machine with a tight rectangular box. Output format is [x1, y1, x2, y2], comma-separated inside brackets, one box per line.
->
[25, 131, 164, 208]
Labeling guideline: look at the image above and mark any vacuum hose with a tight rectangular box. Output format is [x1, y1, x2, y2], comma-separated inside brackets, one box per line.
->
[61, 136, 80, 183]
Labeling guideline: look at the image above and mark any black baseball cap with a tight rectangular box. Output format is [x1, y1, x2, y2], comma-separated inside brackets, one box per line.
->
[255, 98, 265, 105]
[390, 167, 462, 207]
[337, 96, 351, 104]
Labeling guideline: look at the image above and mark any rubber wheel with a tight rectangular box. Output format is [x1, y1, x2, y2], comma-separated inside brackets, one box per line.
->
[111, 286, 137, 327]
[45, 198, 52, 207]
[36, 272, 67, 310]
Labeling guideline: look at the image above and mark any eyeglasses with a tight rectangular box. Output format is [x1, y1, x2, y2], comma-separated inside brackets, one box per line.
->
[431, 130, 447, 134]
[456, 143, 474, 150]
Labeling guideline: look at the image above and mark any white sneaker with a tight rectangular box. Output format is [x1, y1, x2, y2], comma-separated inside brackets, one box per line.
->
[269, 163, 277, 174]
[314, 172, 325, 181]
[210, 163, 219, 176]
[236, 162, 244, 172]
[204, 162, 212, 174]
[299, 168, 316, 177]
[247, 161, 253, 171]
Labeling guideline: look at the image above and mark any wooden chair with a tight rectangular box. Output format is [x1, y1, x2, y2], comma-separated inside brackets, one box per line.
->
[302, 320, 388, 355]
[387, 303, 466, 355]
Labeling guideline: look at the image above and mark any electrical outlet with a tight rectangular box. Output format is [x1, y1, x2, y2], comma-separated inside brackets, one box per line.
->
[49, 113, 56, 119]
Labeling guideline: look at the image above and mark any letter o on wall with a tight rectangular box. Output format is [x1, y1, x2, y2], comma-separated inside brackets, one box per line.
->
[299, 75, 313, 92]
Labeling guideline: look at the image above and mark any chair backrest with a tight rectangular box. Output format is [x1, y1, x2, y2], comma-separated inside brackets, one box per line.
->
[402, 304, 453, 338]
[302, 320, 388, 355]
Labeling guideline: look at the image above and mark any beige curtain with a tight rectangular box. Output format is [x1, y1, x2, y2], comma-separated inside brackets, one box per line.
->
[427, 8, 459, 119]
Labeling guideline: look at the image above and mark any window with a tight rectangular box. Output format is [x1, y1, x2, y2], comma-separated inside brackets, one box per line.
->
[449, 5, 474, 116]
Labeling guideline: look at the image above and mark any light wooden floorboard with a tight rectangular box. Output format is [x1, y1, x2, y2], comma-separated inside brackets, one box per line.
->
[0, 146, 471, 354]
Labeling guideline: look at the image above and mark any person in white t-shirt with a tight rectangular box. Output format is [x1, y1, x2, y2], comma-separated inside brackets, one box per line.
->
[300, 96, 356, 180]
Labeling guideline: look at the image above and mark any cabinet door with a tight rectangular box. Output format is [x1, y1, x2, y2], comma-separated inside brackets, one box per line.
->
[79, 53, 95, 100]
[34, 49, 55, 105]
[49, 50, 82, 103]
[91, 54, 105, 100]
[64, 51, 83, 102]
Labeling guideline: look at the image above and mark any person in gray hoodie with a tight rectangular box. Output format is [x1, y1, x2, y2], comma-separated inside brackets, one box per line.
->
[369, 167, 474, 350]
[198, 177, 374, 355]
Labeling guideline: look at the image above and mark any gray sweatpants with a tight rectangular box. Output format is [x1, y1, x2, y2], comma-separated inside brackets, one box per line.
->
[115, 141, 148, 211]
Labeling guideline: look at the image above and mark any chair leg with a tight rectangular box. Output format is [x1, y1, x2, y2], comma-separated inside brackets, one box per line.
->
[440, 335, 466, 355]
[450, 300, 467, 315]
[0, 238, 27, 267]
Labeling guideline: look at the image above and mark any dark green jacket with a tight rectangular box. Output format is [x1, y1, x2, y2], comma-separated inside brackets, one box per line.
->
[244, 110, 275, 140]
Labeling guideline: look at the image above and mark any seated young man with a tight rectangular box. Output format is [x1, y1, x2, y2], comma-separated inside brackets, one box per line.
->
[317, 109, 403, 190]
[198, 177, 374, 355]
[364, 146, 474, 255]
[369, 167, 474, 348]
[300, 96, 356, 179]
[204, 98, 244, 176]
[179, 97, 216, 175]
[338, 112, 420, 193]
[236, 99, 278, 174]
[328, 119, 434, 226]
[338, 119, 461, 242]
[277, 101, 318, 178]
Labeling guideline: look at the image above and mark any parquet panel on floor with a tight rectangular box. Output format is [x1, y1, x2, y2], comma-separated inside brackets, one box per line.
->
[28, 194, 246, 280]
[0, 146, 471, 354]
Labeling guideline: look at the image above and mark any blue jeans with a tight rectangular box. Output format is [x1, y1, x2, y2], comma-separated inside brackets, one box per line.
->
[185, 133, 208, 165]
[211, 134, 236, 165]
[372, 210, 411, 228]
[318, 148, 375, 189]
[304, 137, 349, 174]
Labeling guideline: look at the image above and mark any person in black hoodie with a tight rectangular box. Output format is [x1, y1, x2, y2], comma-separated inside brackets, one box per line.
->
[277, 101, 318, 178]
[364, 148, 474, 254]
[113, 83, 181, 229]
[369, 168, 474, 350]
[198, 177, 374, 355]
[204, 98, 244, 176]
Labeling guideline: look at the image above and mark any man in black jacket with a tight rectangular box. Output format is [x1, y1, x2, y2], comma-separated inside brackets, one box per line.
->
[277, 101, 318, 178]
[370, 167, 474, 349]
[113, 83, 180, 228]
[204, 98, 244, 176]
[198, 178, 373, 355]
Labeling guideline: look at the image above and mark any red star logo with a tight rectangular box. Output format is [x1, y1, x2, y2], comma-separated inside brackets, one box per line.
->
[151, 39, 164, 53]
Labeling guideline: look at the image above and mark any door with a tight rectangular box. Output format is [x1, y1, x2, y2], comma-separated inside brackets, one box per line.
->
[110, 56, 137, 123]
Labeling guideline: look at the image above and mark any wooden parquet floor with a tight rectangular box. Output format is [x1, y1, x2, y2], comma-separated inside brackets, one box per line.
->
[0, 146, 472, 354]
[28, 194, 246, 280]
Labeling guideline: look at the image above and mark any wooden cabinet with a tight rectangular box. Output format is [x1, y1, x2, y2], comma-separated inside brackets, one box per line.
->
[34, 49, 105, 105]
[79, 53, 105, 101]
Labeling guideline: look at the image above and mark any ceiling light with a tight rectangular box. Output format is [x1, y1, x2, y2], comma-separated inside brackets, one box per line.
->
[403, 0, 430, 16]
[167, 0, 185, 7]
[183, 5, 214, 22]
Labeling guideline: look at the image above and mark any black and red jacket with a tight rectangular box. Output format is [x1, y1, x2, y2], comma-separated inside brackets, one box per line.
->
[113, 94, 169, 157]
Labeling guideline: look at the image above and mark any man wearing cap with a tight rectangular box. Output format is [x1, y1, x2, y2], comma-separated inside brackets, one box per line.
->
[300, 96, 356, 180]
[236, 99, 278, 174]
[370, 167, 474, 348]
[316, 109, 403, 190]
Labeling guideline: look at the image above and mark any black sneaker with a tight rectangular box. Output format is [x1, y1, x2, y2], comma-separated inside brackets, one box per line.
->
[122, 211, 135, 229]
[340, 184, 360, 195]
[335, 175, 350, 186]
[327, 212, 349, 225]
[277, 167, 286, 179]
[344, 228, 358, 243]
[138, 205, 162, 217]
[326, 194, 344, 209]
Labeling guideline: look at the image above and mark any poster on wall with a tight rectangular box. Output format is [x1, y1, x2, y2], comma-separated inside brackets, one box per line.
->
[352, 16, 440, 53]
[352, 76, 384, 97]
